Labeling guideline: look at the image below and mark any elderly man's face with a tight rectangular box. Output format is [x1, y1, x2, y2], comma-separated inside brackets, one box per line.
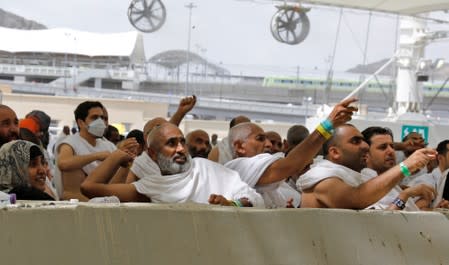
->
[0, 107, 19, 147]
[239, 125, 272, 157]
[153, 125, 191, 175]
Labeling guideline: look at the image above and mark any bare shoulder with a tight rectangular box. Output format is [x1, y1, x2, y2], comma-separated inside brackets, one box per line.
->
[311, 177, 355, 208]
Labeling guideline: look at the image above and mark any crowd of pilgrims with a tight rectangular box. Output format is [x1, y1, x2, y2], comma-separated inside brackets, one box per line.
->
[1, 95, 448, 210]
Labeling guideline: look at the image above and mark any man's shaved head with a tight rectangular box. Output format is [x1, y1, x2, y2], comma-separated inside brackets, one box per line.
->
[186, 129, 210, 158]
[143, 117, 168, 146]
[229, 115, 250, 128]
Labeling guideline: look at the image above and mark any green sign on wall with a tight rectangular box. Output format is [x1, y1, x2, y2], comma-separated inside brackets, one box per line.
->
[401, 125, 429, 143]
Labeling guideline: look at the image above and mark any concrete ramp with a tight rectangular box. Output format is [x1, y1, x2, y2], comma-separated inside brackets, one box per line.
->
[1, 203, 448, 265]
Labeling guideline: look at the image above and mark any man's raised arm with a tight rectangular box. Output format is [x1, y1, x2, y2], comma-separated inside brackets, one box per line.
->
[257, 97, 358, 185]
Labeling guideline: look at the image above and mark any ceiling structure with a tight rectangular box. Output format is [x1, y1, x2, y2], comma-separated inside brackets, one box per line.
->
[294, 0, 449, 16]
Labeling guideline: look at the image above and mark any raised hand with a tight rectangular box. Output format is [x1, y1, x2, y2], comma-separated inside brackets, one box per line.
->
[112, 149, 135, 168]
[402, 148, 437, 174]
[177, 95, 197, 114]
[326, 97, 358, 128]
[118, 137, 139, 157]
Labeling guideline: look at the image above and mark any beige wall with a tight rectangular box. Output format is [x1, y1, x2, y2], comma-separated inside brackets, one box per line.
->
[2, 92, 298, 137]
[1, 92, 168, 131]
[1, 203, 448, 265]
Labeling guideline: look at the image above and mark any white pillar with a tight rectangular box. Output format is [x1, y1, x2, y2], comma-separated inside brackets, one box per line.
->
[395, 17, 427, 114]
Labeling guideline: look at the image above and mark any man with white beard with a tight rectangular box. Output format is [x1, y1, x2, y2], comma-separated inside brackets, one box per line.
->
[81, 123, 264, 207]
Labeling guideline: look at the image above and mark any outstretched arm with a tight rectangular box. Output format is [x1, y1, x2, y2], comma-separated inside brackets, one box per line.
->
[57, 144, 110, 171]
[169, 95, 197, 126]
[309, 148, 436, 209]
[81, 150, 149, 202]
[257, 97, 358, 185]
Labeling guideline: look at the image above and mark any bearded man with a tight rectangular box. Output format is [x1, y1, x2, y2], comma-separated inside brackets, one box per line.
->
[81, 123, 264, 207]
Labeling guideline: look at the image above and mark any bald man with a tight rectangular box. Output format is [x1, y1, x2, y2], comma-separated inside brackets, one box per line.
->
[186, 129, 211, 158]
[225, 99, 359, 208]
[81, 123, 264, 207]
[298, 124, 436, 209]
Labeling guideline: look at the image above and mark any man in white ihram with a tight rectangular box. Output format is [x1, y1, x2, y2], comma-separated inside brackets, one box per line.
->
[81, 123, 264, 207]
[298, 124, 436, 209]
[225, 98, 358, 208]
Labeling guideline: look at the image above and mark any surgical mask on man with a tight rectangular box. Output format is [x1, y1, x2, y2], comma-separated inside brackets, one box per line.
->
[87, 118, 106, 138]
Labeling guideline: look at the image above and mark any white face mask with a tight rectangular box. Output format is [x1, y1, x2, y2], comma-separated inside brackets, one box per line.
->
[87, 118, 106, 138]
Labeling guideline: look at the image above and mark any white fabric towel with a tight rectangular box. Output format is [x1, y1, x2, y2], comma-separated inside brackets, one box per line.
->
[130, 152, 161, 179]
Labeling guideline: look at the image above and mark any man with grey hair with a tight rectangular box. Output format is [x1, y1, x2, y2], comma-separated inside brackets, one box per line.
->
[208, 115, 250, 164]
[82, 123, 264, 207]
[225, 98, 359, 208]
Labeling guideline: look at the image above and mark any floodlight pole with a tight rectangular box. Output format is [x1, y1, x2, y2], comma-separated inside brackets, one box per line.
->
[185, 2, 197, 96]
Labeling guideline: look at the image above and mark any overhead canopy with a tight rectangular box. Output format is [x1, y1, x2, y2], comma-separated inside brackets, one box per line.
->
[0, 27, 145, 63]
[296, 0, 449, 15]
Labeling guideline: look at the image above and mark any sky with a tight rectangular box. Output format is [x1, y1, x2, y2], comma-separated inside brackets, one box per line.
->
[2, 0, 449, 77]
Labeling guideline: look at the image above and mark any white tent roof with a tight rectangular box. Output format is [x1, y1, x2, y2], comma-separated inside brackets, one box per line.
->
[298, 0, 449, 15]
[0, 27, 145, 60]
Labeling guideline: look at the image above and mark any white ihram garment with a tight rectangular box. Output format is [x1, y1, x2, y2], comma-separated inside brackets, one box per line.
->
[130, 152, 161, 179]
[225, 153, 293, 208]
[132, 158, 264, 207]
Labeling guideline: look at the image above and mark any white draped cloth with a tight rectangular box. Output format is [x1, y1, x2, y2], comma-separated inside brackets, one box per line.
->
[361, 168, 419, 211]
[130, 152, 161, 179]
[297, 159, 364, 191]
[217, 137, 233, 165]
[132, 158, 264, 207]
[224, 153, 294, 208]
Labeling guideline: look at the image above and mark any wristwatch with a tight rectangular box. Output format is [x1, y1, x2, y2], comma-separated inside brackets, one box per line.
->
[393, 197, 406, 210]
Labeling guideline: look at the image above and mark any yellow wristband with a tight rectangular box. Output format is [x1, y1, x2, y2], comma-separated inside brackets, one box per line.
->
[316, 124, 332, 140]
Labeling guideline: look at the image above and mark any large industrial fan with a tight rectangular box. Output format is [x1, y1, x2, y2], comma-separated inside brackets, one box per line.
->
[128, 0, 167, 33]
[271, 5, 310, 45]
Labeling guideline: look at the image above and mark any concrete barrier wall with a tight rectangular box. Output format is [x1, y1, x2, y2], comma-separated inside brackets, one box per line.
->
[1, 203, 449, 265]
